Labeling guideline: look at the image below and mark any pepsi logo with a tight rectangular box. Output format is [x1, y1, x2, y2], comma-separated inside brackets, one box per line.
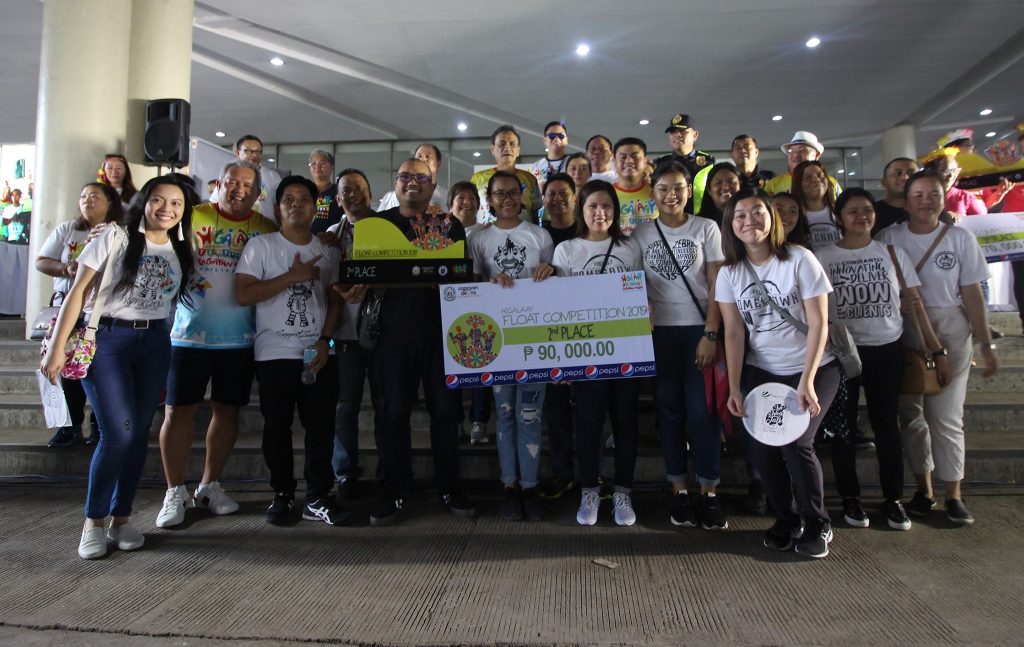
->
[584, 365, 598, 379]
[514, 370, 529, 384]
[549, 368, 563, 381]
[445, 375, 460, 388]
[480, 372, 494, 386]
[619, 363, 634, 377]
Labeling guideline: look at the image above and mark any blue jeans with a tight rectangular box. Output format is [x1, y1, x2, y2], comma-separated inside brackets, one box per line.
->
[653, 326, 721, 487]
[332, 340, 374, 481]
[493, 383, 546, 488]
[81, 321, 172, 519]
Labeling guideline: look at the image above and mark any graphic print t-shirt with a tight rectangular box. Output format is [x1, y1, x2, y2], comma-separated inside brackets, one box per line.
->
[876, 224, 989, 308]
[814, 241, 921, 346]
[78, 225, 182, 321]
[469, 168, 542, 225]
[716, 245, 834, 375]
[469, 220, 554, 280]
[38, 220, 91, 295]
[236, 232, 340, 361]
[633, 216, 724, 326]
[806, 207, 841, 249]
[552, 236, 641, 277]
[171, 202, 278, 349]
[614, 183, 659, 237]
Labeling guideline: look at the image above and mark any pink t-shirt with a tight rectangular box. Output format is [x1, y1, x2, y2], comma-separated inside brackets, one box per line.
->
[946, 187, 986, 217]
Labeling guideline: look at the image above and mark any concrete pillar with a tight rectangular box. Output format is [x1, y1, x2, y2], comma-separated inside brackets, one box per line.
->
[881, 124, 917, 164]
[125, 0, 195, 185]
[27, 0, 133, 337]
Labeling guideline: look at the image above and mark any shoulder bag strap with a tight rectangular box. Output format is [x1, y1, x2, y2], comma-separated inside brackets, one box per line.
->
[655, 219, 706, 321]
[83, 226, 125, 342]
[887, 243, 928, 344]
[741, 258, 809, 335]
[597, 238, 615, 274]
[913, 224, 951, 275]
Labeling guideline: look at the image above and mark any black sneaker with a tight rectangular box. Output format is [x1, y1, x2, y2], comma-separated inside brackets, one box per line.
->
[700, 493, 729, 530]
[945, 498, 975, 525]
[884, 500, 912, 531]
[795, 520, 833, 558]
[854, 432, 876, 451]
[539, 477, 576, 500]
[337, 476, 360, 501]
[439, 489, 475, 518]
[745, 480, 768, 516]
[265, 492, 294, 526]
[521, 487, 543, 522]
[47, 425, 83, 448]
[84, 430, 99, 447]
[906, 491, 937, 517]
[842, 497, 870, 528]
[763, 517, 804, 551]
[670, 491, 696, 527]
[369, 492, 407, 526]
[500, 487, 523, 521]
[302, 496, 353, 526]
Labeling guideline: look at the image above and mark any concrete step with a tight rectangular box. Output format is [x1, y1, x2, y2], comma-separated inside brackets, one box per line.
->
[0, 317, 26, 340]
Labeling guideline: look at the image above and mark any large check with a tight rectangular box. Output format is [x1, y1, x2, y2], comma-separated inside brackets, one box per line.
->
[958, 212, 1024, 262]
[439, 271, 656, 388]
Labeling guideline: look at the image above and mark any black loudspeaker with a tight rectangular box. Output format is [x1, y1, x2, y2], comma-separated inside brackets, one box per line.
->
[144, 98, 191, 166]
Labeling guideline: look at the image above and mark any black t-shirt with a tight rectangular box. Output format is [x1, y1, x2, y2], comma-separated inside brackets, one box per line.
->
[543, 221, 577, 247]
[311, 185, 345, 234]
[872, 199, 908, 236]
[374, 207, 466, 344]
[739, 166, 775, 191]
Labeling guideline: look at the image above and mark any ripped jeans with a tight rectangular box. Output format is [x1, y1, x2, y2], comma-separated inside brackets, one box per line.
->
[493, 383, 546, 489]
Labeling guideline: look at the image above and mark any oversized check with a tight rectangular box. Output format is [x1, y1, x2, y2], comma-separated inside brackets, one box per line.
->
[958, 212, 1024, 262]
[439, 271, 655, 388]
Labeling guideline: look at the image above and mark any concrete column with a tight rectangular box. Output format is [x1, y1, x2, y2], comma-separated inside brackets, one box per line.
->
[125, 0, 195, 184]
[881, 124, 917, 164]
[27, 0, 133, 337]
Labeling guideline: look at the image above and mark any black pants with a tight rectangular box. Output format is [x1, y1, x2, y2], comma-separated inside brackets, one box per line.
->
[832, 340, 905, 502]
[256, 357, 338, 503]
[61, 376, 97, 430]
[1013, 260, 1024, 323]
[371, 341, 461, 498]
[574, 378, 640, 490]
[545, 382, 575, 481]
[743, 362, 840, 525]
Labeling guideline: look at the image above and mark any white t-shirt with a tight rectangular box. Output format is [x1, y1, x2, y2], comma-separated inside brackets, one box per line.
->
[716, 245, 835, 375]
[377, 185, 448, 212]
[591, 169, 619, 184]
[78, 225, 182, 321]
[814, 241, 921, 346]
[37, 220, 92, 296]
[469, 221, 553, 280]
[552, 236, 641, 277]
[530, 156, 568, 188]
[236, 232, 340, 361]
[633, 216, 725, 326]
[876, 223, 990, 308]
[806, 207, 841, 249]
[326, 217, 359, 340]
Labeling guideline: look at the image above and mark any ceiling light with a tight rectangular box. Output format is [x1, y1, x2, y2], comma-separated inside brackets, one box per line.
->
[457, 122, 468, 132]
[267, 157, 276, 163]
[638, 119, 650, 126]
[215, 131, 226, 138]
[980, 108, 993, 116]
[836, 169, 845, 174]
[848, 171, 856, 176]
[805, 37, 821, 48]
[850, 152, 858, 157]
[986, 131, 997, 137]
[270, 57, 284, 66]
[772, 115, 783, 121]
[472, 152, 481, 157]
[575, 43, 590, 57]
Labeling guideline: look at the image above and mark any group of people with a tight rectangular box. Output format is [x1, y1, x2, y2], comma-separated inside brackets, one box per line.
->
[35, 117, 1015, 561]
[1, 180, 33, 244]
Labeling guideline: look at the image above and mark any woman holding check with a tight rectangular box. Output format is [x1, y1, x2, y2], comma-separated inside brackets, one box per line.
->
[715, 188, 839, 559]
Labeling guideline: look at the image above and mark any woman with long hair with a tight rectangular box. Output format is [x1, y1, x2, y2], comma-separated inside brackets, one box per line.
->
[716, 189, 840, 558]
[36, 182, 123, 447]
[791, 160, 839, 249]
[773, 192, 810, 248]
[697, 162, 742, 227]
[41, 175, 196, 559]
[98, 154, 138, 206]
[552, 179, 643, 526]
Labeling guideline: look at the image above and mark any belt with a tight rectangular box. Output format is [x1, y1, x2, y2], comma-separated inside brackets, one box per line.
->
[98, 316, 162, 329]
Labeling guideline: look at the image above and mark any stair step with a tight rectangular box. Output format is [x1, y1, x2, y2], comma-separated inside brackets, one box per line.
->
[0, 318, 26, 340]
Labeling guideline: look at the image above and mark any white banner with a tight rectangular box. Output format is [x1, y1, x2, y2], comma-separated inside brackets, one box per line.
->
[189, 138, 282, 221]
[958, 212, 1024, 263]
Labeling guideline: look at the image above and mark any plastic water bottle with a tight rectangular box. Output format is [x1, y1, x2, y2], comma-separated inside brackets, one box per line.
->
[301, 345, 317, 385]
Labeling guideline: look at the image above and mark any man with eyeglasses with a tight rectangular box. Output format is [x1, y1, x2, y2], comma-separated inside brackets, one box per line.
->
[470, 124, 542, 225]
[586, 135, 618, 184]
[308, 149, 345, 234]
[657, 114, 715, 212]
[530, 121, 570, 190]
[765, 131, 841, 197]
[730, 134, 775, 191]
[377, 143, 449, 213]
[235, 135, 264, 166]
[366, 158, 476, 525]
[613, 137, 658, 236]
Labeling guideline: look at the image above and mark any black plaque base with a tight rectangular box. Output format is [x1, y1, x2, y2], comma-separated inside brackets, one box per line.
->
[341, 259, 473, 284]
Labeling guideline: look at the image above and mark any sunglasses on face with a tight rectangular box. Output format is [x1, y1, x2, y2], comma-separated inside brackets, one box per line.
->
[545, 133, 567, 141]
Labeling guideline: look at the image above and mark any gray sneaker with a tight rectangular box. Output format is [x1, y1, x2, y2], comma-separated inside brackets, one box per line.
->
[945, 498, 975, 525]
[470, 421, 488, 444]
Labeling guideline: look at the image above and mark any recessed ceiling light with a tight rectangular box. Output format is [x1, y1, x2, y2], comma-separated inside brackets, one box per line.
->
[772, 115, 783, 121]
[850, 152, 858, 157]
[986, 131, 997, 137]
[457, 122, 468, 132]
[805, 37, 821, 48]
[270, 56, 284, 66]
[836, 169, 845, 174]
[472, 152, 481, 157]
[576, 43, 590, 57]
[638, 119, 650, 126]
[979, 108, 993, 116]
[848, 171, 856, 176]
[215, 131, 226, 138]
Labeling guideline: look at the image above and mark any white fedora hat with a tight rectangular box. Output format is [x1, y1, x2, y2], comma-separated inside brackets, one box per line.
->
[781, 131, 824, 155]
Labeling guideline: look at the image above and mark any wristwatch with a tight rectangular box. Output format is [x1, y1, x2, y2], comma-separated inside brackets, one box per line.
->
[702, 330, 720, 342]
[929, 348, 948, 359]
[983, 342, 997, 351]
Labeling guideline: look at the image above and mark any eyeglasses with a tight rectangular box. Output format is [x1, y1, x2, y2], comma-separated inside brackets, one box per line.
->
[545, 132, 567, 141]
[239, 147, 262, 154]
[308, 161, 332, 169]
[397, 172, 432, 184]
[653, 184, 690, 196]
[491, 190, 522, 201]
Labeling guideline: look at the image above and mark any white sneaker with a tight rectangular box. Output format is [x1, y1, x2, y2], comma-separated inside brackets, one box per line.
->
[156, 485, 193, 528]
[194, 481, 239, 515]
[613, 492, 636, 526]
[576, 488, 600, 526]
[78, 527, 107, 560]
[470, 421, 488, 444]
[106, 522, 145, 551]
